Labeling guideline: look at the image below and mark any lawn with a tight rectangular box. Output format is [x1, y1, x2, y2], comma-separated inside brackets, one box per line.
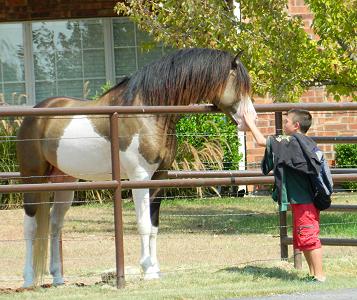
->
[0, 194, 356, 299]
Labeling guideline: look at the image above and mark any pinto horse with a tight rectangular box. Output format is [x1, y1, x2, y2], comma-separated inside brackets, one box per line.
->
[16, 48, 256, 287]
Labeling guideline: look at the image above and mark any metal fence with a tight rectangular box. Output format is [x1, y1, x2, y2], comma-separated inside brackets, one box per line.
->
[0, 102, 357, 288]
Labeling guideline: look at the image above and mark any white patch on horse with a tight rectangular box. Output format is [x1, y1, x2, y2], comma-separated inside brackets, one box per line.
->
[56, 116, 159, 181]
[120, 134, 160, 180]
[56, 116, 112, 181]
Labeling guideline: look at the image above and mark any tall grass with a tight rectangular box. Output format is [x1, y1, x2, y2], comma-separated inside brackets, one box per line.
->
[172, 138, 224, 197]
[0, 118, 22, 208]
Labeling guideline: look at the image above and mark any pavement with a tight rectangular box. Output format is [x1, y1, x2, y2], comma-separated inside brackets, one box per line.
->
[228, 288, 357, 300]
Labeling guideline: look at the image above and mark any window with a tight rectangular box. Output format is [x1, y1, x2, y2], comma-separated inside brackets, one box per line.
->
[0, 18, 173, 105]
[32, 19, 106, 100]
[112, 19, 175, 83]
[0, 24, 26, 105]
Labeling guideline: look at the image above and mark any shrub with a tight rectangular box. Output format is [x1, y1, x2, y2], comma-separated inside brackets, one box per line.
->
[170, 113, 243, 197]
[335, 144, 357, 192]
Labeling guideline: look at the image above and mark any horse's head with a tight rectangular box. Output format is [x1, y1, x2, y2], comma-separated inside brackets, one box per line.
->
[214, 54, 257, 131]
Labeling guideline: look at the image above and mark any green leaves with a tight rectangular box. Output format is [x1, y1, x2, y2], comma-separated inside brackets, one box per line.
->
[175, 114, 242, 170]
[115, 0, 356, 102]
[335, 144, 357, 191]
[304, 0, 357, 101]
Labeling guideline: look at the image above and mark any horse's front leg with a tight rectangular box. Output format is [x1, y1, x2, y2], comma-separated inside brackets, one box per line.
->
[23, 214, 36, 287]
[49, 191, 74, 286]
[149, 226, 159, 273]
[149, 189, 163, 274]
[132, 188, 160, 280]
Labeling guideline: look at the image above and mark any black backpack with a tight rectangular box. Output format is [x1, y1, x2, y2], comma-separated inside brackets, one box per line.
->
[310, 147, 333, 210]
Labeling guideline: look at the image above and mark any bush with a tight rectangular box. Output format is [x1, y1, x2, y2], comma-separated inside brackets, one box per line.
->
[170, 113, 243, 197]
[335, 144, 357, 191]
[176, 113, 242, 169]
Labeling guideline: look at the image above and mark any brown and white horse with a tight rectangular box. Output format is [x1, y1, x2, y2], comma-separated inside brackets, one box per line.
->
[16, 48, 256, 287]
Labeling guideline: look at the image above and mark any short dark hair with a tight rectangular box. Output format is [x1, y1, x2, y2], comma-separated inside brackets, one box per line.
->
[288, 109, 312, 133]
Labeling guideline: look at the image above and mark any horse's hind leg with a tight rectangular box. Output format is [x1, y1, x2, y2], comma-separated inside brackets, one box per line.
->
[17, 116, 51, 287]
[23, 207, 37, 287]
[23, 192, 51, 288]
[49, 190, 74, 285]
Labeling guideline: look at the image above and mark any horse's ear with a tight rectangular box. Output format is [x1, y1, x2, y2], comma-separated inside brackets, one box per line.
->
[231, 50, 244, 69]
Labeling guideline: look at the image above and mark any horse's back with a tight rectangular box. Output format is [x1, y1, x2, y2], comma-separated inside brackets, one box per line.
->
[35, 96, 93, 108]
[18, 96, 89, 145]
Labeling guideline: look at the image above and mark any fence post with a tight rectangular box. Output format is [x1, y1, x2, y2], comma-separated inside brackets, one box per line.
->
[275, 112, 289, 260]
[110, 112, 125, 288]
[294, 248, 302, 269]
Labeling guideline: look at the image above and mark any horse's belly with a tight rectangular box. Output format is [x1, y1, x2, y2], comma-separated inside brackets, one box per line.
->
[56, 117, 112, 181]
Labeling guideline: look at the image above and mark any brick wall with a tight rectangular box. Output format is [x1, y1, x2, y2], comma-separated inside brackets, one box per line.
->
[246, 93, 356, 170]
[0, 0, 121, 22]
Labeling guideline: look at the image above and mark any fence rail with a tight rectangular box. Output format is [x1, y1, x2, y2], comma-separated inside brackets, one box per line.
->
[2, 168, 357, 180]
[1, 174, 357, 193]
[1, 101, 357, 116]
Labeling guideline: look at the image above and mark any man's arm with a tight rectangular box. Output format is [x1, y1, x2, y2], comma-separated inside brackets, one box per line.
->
[243, 111, 267, 146]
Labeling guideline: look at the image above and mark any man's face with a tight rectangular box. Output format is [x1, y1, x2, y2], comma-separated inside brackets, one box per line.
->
[283, 113, 299, 135]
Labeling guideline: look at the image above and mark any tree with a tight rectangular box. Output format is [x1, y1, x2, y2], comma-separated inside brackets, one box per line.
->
[115, 0, 356, 102]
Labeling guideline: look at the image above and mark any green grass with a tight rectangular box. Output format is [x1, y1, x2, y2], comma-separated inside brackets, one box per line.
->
[158, 196, 357, 237]
[0, 194, 356, 299]
[1, 265, 356, 300]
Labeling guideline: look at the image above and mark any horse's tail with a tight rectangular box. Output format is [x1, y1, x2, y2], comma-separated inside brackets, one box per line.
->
[33, 192, 51, 286]
[17, 112, 51, 286]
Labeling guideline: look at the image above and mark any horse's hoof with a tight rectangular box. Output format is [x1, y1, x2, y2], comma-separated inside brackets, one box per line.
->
[146, 262, 160, 273]
[143, 272, 160, 280]
[23, 281, 33, 288]
[52, 278, 65, 286]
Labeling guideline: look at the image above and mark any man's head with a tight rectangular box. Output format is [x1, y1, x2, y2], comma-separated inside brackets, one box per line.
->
[283, 109, 312, 135]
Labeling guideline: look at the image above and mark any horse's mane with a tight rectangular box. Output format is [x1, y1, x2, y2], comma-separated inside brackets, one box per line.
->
[104, 48, 250, 106]
[101, 76, 130, 98]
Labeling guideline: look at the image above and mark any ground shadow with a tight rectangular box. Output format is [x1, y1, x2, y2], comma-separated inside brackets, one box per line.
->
[221, 265, 300, 281]
[158, 206, 280, 235]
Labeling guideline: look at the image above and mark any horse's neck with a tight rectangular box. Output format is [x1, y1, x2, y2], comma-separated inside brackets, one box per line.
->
[96, 83, 200, 130]
[97, 91, 120, 106]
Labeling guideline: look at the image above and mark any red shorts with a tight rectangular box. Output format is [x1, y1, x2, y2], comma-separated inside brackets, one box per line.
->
[291, 203, 321, 251]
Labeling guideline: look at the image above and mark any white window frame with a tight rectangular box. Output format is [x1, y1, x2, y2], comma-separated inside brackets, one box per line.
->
[23, 21, 36, 106]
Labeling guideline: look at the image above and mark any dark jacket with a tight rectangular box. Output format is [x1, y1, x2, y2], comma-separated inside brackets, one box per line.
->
[262, 133, 321, 211]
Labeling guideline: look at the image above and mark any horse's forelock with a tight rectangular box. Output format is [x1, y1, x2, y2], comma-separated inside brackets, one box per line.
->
[233, 59, 251, 97]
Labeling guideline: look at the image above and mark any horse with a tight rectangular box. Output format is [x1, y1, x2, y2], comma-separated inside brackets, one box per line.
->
[16, 47, 256, 287]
